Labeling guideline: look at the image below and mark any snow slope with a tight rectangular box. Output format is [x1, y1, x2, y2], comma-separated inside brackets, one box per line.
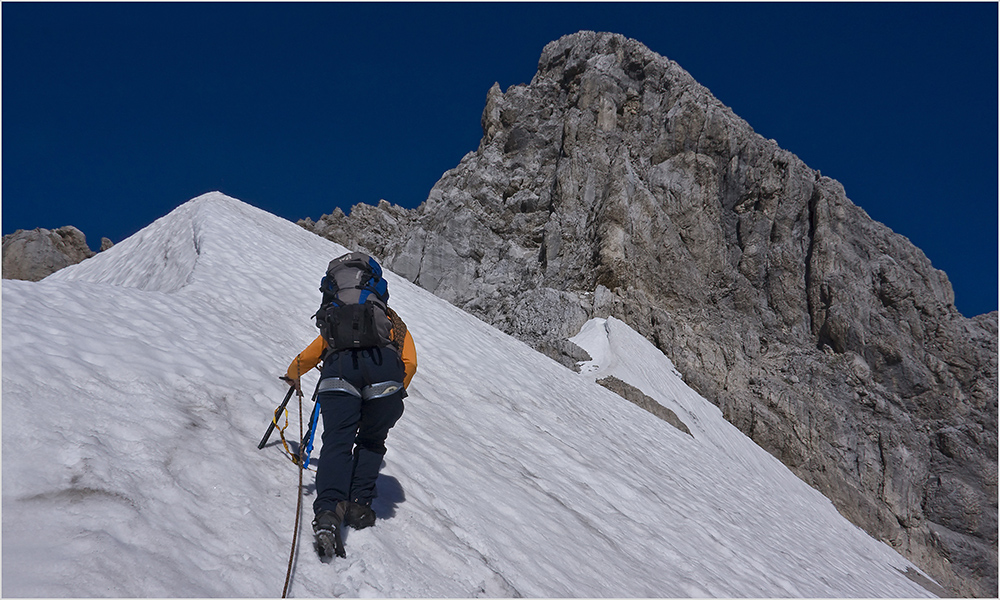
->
[2, 192, 937, 597]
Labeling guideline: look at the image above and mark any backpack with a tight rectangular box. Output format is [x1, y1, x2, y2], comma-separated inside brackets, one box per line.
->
[314, 252, 394, 352]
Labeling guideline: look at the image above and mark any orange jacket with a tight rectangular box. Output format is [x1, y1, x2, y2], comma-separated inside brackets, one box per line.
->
[286, 325, 418, 388]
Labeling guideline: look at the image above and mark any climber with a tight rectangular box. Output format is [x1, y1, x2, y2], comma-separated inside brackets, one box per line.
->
[284, 252, 417, 560]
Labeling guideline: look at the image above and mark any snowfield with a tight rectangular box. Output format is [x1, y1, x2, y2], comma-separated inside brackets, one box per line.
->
[2, 192, 938, 597]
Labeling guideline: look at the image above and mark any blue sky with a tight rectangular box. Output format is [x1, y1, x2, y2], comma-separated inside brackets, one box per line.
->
[3, 2, 997, 317]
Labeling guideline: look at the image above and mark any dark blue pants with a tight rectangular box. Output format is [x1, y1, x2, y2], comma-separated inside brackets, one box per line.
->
[313, 347, 406, 515]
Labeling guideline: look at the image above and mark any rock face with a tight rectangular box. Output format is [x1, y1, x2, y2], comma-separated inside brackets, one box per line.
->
[302, 31, 997, 596]
[2, 226, 103, 281]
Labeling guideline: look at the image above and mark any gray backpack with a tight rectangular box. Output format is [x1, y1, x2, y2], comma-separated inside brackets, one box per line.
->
[314, 252, 393, 352]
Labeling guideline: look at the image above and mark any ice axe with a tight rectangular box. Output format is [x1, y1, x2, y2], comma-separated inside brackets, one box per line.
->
[257, 384, 297, 450]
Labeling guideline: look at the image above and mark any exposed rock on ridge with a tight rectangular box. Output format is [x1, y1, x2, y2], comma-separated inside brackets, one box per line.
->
[2, 227, 111, 281]
[301, 31, 997, 597]
[597, 375, 692, 437]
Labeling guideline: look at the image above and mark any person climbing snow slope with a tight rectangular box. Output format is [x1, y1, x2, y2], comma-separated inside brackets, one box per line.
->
[284, 252, 417, 561]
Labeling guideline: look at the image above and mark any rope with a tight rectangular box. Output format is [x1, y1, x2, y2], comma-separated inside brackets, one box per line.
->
[273, 407, 295, 458]
[282, 387, 306, 598]
[278, 358, 325, 596]
[276, 357, 314, 468]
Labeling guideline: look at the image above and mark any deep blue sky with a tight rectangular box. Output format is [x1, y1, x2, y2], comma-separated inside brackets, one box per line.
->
[3, 3, 997, 317]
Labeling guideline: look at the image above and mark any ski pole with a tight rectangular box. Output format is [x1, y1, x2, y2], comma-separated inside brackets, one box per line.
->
[300, 401, 321, 467]
[258, 386, 296, 450]
[297, 375, 324, 465]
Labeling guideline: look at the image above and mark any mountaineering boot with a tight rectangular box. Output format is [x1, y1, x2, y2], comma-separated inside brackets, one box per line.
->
[313, 502, 348, 561]
[345, 502, 377, 530]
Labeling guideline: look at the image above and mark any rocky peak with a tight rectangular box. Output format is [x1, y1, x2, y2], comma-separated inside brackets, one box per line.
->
[302, 31, 997, 596]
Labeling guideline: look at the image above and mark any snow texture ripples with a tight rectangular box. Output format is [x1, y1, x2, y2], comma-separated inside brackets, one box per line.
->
[3, 192, 938, 597]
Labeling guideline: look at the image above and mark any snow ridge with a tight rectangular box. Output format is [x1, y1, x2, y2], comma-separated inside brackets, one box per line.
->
[3, 193, 937, 597]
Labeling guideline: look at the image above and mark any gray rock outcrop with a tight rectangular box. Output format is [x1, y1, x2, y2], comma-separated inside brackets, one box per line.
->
[302, 31, 997, 596]
[596, 375, 692, 436]
[2, 226, 98, 281]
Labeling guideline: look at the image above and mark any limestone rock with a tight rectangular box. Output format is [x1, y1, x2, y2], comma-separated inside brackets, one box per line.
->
[2, 226, 96, 281]
[302, 31, 997, 596]
[597, 375, 692, 436]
